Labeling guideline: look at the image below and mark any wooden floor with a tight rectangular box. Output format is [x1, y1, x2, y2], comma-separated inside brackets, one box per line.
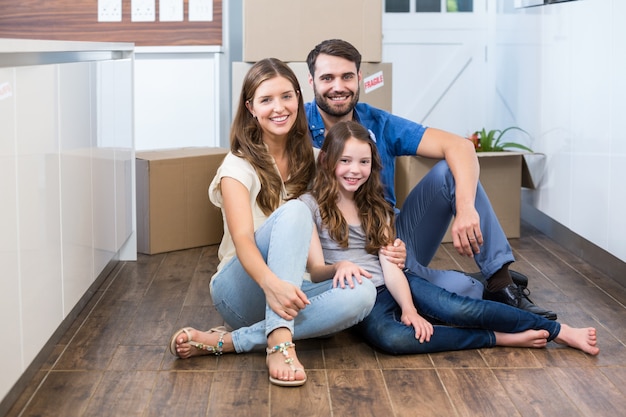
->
[4, 223, 626, 417]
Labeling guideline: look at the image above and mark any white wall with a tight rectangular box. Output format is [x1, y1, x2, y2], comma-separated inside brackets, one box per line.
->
[494, 0, 626, 263]
[0, 39, 135, 404]
[133, 47, 223, 151]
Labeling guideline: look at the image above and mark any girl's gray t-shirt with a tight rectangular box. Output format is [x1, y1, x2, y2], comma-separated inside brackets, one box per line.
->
[299, 193, 385, 288]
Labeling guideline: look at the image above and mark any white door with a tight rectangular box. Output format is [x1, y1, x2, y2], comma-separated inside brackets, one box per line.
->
[383, 0, 489, 138]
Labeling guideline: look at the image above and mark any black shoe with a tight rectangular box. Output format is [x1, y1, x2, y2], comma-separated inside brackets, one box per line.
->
[519, 287, 558, 321]
[510, 270, 528, 289]
[485, 284, 558, 321]
[484, 284, 522, 308]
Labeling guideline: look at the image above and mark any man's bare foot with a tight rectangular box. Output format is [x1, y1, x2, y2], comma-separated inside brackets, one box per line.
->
[553, 324, 599, 355]
[266, 328, 306, 385]
[171, 327, 233, 359]
[495, 329, 549, 348]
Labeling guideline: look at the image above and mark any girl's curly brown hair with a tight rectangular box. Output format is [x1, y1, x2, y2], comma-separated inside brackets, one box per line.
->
[312, 120, 395, 254]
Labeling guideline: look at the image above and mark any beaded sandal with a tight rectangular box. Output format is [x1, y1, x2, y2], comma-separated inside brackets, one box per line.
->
[266, 342, 307, 387]
[169, 326, 227, 358]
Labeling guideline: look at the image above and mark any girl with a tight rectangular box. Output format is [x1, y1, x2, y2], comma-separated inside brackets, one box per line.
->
[301, 120, 599, 356]
[170, 59, 377, 386]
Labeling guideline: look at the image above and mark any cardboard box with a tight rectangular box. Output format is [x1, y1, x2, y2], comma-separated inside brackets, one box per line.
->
[136, 148, 228, 254]
[242, 0, 382, 62]
[232, 61, 392, 115]
[395, 152, 535, 242]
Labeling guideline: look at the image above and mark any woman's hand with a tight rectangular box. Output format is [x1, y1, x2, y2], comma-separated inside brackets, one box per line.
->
[380, 238, 406, 269]
[402, 309, 434, 344]
[263, 276, 310, 321]
[333, 260, 372, 289]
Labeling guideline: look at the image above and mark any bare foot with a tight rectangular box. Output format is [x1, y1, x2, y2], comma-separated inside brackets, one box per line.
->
[495, 329, 549, 348]
[171, 327, 233, 359]
[266, 328, 306, 384]
[554, 324, 600, 356]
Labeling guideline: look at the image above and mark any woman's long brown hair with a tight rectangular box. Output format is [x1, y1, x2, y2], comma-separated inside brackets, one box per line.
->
[230, 58, 315, 215]
[312, 121, 395, 254]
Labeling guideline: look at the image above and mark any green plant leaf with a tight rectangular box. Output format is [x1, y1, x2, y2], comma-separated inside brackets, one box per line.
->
[497, 142, 534, 152]
[475, 126, 533, 153]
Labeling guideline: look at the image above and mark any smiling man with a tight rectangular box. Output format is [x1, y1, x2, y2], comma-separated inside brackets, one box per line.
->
[304, 39, 556, 320]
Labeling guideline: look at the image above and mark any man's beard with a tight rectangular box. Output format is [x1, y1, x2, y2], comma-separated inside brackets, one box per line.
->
[314, 88, 360, 118]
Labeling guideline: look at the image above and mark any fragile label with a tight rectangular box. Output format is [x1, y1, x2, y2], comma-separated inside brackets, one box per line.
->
[0, 82, 12, 100]
[363, 71, 384, 94]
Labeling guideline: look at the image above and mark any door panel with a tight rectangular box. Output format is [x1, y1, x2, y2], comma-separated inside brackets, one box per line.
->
[382, 0, 488, 136]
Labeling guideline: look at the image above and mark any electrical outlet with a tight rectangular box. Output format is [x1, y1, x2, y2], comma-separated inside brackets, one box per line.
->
[189, 0, 213, 22]
[131, 0, 156, 22]
[159, 0, 183, 22]
[98, 0, 122, 22]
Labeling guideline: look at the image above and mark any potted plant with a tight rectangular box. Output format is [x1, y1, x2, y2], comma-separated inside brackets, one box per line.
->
[468, 127, 533, 153]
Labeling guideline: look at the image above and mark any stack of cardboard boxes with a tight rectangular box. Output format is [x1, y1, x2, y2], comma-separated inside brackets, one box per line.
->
[235, 0, 391, 112]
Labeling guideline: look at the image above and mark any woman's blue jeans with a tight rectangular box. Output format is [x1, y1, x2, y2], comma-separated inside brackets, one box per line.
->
[210, 200, 377, 353]
[395, 160, 516, 298]
[357, 272, 560, 355]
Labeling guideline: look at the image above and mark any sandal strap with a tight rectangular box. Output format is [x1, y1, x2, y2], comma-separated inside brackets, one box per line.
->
[266, 341, 295, 355]
[190, 327, 226, 356]
[266, 342, 296, 366]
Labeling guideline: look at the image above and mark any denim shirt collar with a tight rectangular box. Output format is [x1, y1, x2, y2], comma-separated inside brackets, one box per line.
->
[306, 100, 363, 148]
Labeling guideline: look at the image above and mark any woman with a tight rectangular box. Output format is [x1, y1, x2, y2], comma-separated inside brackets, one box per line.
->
[301, 120, 599, 356]
[169, 59, 377, 387]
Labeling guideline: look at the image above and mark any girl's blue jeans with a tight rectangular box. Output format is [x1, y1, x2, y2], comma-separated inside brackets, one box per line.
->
[210, 200, 377, 353]
[395, 160, 516, 298]
[357, 272, 560, 355]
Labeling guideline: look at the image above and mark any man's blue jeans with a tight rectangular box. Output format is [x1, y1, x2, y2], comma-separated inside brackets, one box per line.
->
[210, 200, 377, 353]
[395, 160, 515, 298]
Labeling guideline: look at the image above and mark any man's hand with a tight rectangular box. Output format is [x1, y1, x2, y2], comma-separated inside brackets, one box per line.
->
[451, 206, 483, 257]
[380, 238, 406, 269]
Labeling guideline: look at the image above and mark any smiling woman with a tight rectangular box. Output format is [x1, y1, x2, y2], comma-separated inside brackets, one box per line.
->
[171, 58, 377, 388]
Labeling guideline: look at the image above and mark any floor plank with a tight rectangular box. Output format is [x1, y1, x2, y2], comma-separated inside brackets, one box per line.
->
[493, 368, 583, 417]
[144, 371, 213, 417]
[438, 368, 521, 417]
[326, 369, 394, 417]
[384, 369, 457, 417]
[547, 367, 626, 416]
[19, 371, 103, 417]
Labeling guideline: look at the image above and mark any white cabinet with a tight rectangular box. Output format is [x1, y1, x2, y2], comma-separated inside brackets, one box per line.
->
[0, 39, 135, 404]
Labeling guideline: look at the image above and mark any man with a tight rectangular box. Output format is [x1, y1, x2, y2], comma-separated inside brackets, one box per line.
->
[304, 39, 556, 320]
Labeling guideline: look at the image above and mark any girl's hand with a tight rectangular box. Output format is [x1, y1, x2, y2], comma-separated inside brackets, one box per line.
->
[333, 261, 372, 289]
[402, 309, 434, 343]
[263, 277, 310, 320]
[380, 238, 406, 269]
